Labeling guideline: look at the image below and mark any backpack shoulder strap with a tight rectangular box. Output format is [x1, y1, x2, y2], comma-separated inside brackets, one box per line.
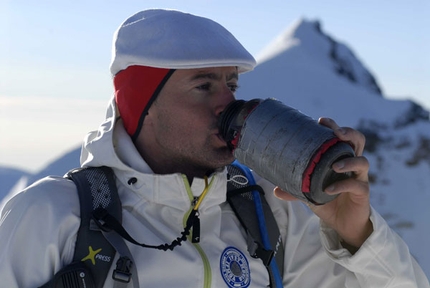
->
[38, 166, 123, 288]
[69, 166, 122, 287]
[227, 161, 284, 288]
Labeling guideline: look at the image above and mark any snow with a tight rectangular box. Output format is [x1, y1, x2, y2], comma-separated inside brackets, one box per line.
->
[0, 167, 30, 203]
[1, 18, 430, 279]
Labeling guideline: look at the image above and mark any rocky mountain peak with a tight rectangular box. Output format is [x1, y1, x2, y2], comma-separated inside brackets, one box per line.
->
[256, 18, 383, 96]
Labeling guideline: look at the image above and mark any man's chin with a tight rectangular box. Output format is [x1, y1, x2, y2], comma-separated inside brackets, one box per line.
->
[212, 147, 235, 167]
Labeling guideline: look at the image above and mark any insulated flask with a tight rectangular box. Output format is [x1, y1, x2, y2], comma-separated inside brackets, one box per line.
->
[218, 98, 355, 205]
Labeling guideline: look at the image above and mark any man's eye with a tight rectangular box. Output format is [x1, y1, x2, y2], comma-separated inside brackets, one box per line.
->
[229, 84, 239, 93]
[197, 83, 211, 91]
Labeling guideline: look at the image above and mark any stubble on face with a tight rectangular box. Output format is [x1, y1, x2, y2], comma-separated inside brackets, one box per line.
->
[152, 106, 234, 173]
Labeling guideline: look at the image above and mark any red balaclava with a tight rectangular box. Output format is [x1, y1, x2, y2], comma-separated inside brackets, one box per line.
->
[114, 65, 175, 141]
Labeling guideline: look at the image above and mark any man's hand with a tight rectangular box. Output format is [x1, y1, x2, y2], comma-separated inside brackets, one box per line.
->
[274, 117, 373, 250]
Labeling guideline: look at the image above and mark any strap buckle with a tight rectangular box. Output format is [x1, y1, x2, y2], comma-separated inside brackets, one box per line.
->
[112, 256, 133, 283]
[255, 246, 274, 267]
[247, 234, 274, 267]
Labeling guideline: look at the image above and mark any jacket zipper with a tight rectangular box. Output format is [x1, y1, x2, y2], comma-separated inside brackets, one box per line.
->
[182, 175, 213, 288]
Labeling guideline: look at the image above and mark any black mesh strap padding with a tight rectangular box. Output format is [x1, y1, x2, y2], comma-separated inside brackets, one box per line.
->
[227, 164, 284, 288]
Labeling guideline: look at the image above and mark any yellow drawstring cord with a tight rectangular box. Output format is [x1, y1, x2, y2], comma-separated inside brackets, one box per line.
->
[193, 176, 210, 210]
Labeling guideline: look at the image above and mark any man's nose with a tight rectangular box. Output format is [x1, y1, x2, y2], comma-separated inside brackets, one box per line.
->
[215, 86, 236, 116]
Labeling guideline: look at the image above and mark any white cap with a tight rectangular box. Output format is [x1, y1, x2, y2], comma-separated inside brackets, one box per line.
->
[110, 9, 256, 76]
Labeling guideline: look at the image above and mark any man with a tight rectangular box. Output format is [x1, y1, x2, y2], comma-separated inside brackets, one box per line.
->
[0, 9, 428, 288]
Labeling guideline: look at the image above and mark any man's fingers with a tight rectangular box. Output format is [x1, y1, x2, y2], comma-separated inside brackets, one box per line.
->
[325, 156, 370, 197]
[274, 187, 300, 201]
[318, 117, 366, 156]
[324, 177, 369, 197]
[332, 155, 370, 171]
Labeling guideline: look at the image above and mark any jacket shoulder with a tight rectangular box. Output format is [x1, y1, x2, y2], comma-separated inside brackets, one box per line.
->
[0, 176, 82, 288]
[4, 175, 79, 212]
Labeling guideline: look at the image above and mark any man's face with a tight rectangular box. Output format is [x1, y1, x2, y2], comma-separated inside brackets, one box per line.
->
[136, 66, 239, 176]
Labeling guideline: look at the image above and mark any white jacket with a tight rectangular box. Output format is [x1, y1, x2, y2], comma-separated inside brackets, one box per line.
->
[0, 98, 428, 288]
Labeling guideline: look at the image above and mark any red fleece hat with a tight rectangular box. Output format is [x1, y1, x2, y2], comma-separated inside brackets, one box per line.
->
[114, 65, 175, 141]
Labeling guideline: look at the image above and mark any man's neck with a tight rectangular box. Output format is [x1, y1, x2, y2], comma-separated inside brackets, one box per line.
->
[143, 155, 216, 184]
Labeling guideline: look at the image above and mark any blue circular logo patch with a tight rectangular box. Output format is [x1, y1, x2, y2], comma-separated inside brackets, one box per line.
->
[220, 247, 251, 288]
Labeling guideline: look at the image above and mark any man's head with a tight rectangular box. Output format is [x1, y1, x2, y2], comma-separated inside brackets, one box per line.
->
[110, 9, 256, 177]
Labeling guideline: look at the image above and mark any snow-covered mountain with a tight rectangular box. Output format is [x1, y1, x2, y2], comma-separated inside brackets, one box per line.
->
[237, 18, 430, 277]
[0, 147, 81, 209]
[1, 18, 429, 278]
[0, 167, 30, 202]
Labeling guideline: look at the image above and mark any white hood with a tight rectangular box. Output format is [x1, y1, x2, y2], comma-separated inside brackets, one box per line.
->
[80, 96, 148, 172]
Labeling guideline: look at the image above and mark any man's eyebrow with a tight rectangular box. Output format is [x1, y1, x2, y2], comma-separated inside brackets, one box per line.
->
[227, 72, 239, 81]
[191, 71, 239, 81]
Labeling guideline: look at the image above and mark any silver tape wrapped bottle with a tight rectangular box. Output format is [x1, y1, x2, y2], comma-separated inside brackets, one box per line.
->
[218, 98, 355, 205]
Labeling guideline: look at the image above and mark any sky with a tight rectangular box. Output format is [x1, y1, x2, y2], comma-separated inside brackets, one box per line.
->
[1, 0, 429, 172]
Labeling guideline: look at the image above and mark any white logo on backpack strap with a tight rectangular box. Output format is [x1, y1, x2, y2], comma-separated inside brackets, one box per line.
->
[95, 254, 112, 262]
[220, 247, 251, 288]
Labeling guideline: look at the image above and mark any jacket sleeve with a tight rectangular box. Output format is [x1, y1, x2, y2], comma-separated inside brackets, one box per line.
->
[320, 206, 430, 287]
[253, 173, 429, 287]
[0, 176, 80, 288]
